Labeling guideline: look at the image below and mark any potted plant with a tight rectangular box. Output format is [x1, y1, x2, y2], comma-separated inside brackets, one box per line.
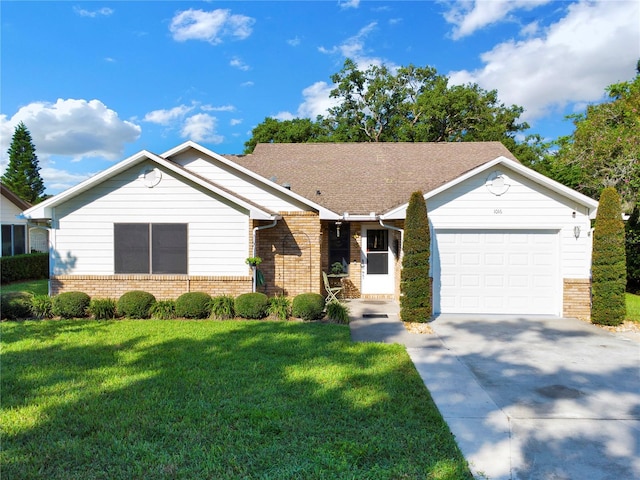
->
[246, 256, 262, 267]
[330, 262, 345, 275]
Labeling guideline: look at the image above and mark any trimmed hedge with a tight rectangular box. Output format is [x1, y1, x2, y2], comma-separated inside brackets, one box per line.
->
[1, 253, 48, 284]
[0, 292, 33, 320]
[292, 293, 325, 320]
[117, 291, 156, 319]
[235, 292, 269, 319]
[175, 292, 212, 319]
[52, 291, 91, 318]
[592, 187, 627, 326]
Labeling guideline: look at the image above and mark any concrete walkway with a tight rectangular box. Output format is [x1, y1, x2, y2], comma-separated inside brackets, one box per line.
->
[347, 300, 640, 480]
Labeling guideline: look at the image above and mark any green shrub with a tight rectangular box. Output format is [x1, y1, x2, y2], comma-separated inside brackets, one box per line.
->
[592, 187, 627, 326]
[326, 300, 350, 324]
[52, 291, 91, 318]
[1, 292, 33, 320]
[234, 292, 269, 319]
[89, 298, 117, 320]
[267, 295, 291, 320]
[400, 191, 432, 323]
[150, 300, 177, 320]
[209, 295, 235, 320]
[175, 292, 212, 319]
[117, 291, 156, 319]
[31, 294, 53, 319]
[292, 293, 325, 320]
[0, 252, 48, 284]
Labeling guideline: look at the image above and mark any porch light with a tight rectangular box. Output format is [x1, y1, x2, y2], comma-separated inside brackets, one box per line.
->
[335, 221, 342, 238]
[574, 226, 581, 239]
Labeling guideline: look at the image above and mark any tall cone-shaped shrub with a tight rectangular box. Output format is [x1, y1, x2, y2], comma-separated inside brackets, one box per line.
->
[591, 187, 626, 326]
[400, 191, 431, 322]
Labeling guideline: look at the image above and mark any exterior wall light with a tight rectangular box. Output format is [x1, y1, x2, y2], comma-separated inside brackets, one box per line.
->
[574, 226, 581, 239]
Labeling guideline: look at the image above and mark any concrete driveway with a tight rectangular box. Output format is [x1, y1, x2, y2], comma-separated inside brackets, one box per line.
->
[349, 302, 640, 479]
[408, 314, 640, 480]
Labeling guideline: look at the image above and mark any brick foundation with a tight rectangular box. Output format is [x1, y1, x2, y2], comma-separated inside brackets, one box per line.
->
[51, 275, 252, 299]
[563, 278, 591, 320]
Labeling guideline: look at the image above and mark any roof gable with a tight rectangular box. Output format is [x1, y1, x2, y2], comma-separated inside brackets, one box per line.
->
[1, 182, 31, 211]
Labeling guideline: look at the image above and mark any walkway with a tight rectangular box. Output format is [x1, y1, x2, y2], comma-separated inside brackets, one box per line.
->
[347, 299, 640, 480]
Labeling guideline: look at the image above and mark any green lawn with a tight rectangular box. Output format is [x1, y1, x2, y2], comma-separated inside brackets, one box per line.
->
[0, 320, 471, 480]
[627, 293, 640, 322]
[0, 278, 48, 296]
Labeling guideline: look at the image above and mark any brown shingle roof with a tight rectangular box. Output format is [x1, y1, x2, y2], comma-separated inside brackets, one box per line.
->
[230, 142, 517, 215]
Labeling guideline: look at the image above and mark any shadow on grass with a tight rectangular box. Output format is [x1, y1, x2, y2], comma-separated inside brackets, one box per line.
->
[1, 320, 472, 480]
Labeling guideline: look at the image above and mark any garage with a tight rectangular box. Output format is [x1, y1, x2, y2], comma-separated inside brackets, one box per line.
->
[433, 229, 560, 315]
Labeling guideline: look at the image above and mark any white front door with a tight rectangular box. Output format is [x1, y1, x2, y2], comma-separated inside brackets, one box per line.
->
[361, 225, 395, 294]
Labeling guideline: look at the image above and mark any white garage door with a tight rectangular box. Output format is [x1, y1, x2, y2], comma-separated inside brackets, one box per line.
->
[434, 229, 560, 315]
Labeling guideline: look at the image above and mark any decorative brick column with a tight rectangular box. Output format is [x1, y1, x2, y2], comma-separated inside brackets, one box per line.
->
[563, 278, 592, 320]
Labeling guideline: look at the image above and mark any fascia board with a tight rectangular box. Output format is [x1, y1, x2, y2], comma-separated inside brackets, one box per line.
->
[162, 141, 341, 220]
[381, 156, 599, 220]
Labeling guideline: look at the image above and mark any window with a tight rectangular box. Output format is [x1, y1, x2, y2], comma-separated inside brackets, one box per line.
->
[328, 222, 350, 273]
[1, 224, 26, 256]
[114, 223, 187, 274]
[366, 229, 388, 275]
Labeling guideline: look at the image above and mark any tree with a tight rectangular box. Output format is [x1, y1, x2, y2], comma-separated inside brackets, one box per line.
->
[591, 187, 627, 326]
[400, 191, 431, 322]
[553, 68, 640, 212]
[244, 117, 329, 154]
[2, 122, 45, 203]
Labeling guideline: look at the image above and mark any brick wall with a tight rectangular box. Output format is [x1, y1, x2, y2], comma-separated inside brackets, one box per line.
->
[563, 278, 591, 320]
[51, 275, 252, 299]
[255, 212, 322, 297]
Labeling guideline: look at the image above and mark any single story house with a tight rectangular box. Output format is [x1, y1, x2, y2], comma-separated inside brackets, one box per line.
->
[22, 141, 598, 319]
[1, 182, 48, 256]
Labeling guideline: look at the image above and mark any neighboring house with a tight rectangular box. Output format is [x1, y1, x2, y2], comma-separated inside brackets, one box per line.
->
[22, 141, 598, 319]
[0, 182, 50, 256]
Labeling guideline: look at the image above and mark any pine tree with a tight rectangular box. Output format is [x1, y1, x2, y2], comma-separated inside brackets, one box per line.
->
[591, 187, 627, 326]
[2, 122, 45, 203]
[400, 191, 431, 322]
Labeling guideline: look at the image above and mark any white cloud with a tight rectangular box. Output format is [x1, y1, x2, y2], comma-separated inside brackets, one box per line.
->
[447, 0, 640, 124]
[181, 114, 223, 143]
[230, 57, 250, 71]
[296, 82, 340, 118]
[444, 0, 552, 39]
[39, 166, 95, 194]
[202, 104, 236, 112]
[339, 0, 360, 9]
[169, 9, 255, 45]
[0, 98, 141, 161]
[319, 22, 385, 69]
[230, 119, 243, 126]
[287, 36, 301, 47]
[143, 105, 194, 125]
[73, 7, 114, 18]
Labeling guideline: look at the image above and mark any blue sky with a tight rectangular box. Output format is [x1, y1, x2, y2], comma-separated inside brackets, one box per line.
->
[1, 0, 639, 195]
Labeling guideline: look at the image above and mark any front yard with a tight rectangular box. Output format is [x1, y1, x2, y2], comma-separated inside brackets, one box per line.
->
[1, 319, 471, 480]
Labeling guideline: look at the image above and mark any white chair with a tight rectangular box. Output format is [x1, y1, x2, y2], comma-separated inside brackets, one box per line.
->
[322, 271, 343, 303]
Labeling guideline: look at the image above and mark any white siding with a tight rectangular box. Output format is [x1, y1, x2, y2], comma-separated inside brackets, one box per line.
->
[428, 167, 593, 279]
[171, 151, 309, 213]
[1, 194, 28, 224]
[51, 162, 250, 276]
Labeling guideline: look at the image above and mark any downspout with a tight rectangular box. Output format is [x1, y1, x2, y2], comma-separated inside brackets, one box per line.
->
[18, 214, 54, 296]
[251, 216, 280, 292]
[378, 217, 404, 258]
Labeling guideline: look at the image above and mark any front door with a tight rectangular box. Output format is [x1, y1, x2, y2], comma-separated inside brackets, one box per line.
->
[361, 226, 394, 294]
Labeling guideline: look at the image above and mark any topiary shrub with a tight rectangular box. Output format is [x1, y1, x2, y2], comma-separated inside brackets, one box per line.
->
[31, 294, 53, 319]
[234, 292, 269, 319]
[592, 187, 627, 326]
[1, 292, 33, 320]
[267, 295, 291, 320]
[89, 298, 117, 320]
[117, 290, 156, 319]
[209, 295, 235, 320]
[326, 300, 350, 324]
[175, 292, 212, 319]
[400, 191, 432, 323]
[150, 300, 177, 320]
[292, 293, 325, 321]
[52, 291, 91, 318]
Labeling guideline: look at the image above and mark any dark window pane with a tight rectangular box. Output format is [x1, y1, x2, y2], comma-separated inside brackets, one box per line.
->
[328, 223, 350, 271]
[2, 225, 12, 256]
[13, 225, 26, 255]
[152, 224, 187, 274]
[114, 224, 149, 273]
[367, 230, 388, 252]
[367, 252, 388, 274]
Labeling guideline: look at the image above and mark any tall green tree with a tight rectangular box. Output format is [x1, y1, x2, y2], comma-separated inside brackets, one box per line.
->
[400, 191, 431, 323]
[2, 122, 45, 203]
[591, 187, 627, 326]
[243, 117, 329, 154]
[553, 66, 640, 212]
